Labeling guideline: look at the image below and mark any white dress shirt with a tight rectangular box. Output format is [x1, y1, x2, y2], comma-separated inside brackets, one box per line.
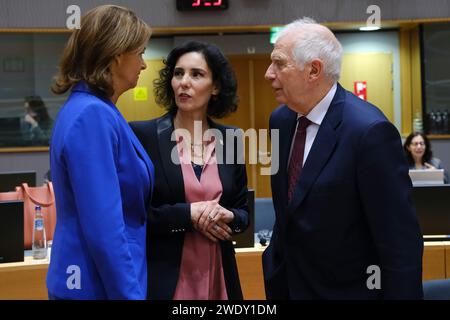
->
[288, 83, 337, 166]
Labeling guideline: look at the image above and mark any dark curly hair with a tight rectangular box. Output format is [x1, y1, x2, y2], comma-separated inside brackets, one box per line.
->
[154, 40, 238, 118]
[403, 132, 433, 166]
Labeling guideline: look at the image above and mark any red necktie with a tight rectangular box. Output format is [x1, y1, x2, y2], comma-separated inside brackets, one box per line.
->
[287, 116, 311, 201]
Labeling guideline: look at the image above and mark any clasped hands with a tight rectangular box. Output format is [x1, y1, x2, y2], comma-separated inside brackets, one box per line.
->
[424, 162, 437, 170]
[190, 201, 234, 243]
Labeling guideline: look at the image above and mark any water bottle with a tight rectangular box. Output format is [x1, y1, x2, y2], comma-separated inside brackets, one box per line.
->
[413, 112, 423, 133]
[427, 110, 436, 134]
[443, 109, 449, 134]
[435, 110, 443, 134]
[32, 205, 47, 259]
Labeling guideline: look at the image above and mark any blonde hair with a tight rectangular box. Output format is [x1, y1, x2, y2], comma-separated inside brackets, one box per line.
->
[51, 5, 151, 97]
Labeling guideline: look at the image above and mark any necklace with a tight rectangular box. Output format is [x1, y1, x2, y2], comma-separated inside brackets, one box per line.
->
[191, 143, 203, 147]
[191, 142, 205, 163]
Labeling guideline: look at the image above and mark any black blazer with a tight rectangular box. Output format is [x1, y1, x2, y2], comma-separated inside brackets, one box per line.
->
[130, 113, 249, 300]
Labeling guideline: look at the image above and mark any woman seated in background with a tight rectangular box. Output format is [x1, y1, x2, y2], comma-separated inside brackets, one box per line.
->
[21, 95, 53, 145]
[131, 40, 249, 300]
[404, 132, 449, 184]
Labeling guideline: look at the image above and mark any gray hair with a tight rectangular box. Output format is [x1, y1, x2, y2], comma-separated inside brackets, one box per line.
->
[278, 17, 343, 82]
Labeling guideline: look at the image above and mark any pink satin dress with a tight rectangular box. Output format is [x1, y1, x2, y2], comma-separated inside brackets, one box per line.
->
[172, 135, 228, 300]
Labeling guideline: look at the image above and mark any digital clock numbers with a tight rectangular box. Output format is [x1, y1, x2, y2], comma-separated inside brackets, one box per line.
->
[176, 0, 229, 11]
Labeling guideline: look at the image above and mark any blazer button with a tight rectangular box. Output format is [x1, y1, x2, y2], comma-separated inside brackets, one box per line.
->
[234, 228, 241, 233]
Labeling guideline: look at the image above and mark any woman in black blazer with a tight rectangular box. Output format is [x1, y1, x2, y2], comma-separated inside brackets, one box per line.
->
[130, 41, 249, 300]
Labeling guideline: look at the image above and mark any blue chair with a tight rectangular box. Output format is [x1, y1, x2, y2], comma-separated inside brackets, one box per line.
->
[254, 198, 275, 233]
[423, 279, 450, 300]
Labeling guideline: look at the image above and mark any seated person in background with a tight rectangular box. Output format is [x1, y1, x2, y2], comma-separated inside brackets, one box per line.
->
[404, 132, 449, 184]
[21, 95, 53, 145]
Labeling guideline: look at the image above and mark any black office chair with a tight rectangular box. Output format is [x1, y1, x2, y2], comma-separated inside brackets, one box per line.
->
[423, 279, 450, 300]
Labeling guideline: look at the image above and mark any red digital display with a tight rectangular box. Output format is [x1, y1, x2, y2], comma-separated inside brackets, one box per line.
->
[176, 0, 229, 11]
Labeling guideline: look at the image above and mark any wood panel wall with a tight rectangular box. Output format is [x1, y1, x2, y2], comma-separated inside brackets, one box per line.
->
[224, 55, 278, 198]
[399, 24, 423, 136]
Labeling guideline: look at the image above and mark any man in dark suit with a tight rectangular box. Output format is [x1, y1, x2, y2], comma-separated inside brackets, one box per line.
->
[262, 17, 423, 299]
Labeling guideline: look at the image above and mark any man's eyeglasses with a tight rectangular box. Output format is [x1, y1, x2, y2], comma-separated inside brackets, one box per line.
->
[410, 142, 425, 147]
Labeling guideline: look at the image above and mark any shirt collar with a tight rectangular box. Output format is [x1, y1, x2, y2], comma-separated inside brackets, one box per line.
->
[297, 82, 337, 125]
[72, 80, 117, 109]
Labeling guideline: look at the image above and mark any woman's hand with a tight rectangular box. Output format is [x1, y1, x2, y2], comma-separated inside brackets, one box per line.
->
[192, 200, 234, 242]
[424, 162, 437, 170]
[191, 202, 218, 242]
[201, 201, 234, 241]
[190, 202, 207, 228]
[207, 220, 232, 241]
[197, 201, 233, 229]
[24, 114, 38, 128]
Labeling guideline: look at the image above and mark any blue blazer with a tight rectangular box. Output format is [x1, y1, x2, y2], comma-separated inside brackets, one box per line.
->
[263, 84, 423, 299]
[46, 82, 155, 299]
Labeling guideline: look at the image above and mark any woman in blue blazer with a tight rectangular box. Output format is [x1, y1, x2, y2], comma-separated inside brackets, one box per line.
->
[46, 5, 154, 299]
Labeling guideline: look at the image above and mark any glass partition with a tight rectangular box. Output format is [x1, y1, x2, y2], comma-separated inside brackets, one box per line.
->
[0, 33, 69, 147]
[422, 23, 450, 135]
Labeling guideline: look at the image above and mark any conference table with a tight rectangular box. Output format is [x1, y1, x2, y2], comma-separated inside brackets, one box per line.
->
[1, 242, 449, 300]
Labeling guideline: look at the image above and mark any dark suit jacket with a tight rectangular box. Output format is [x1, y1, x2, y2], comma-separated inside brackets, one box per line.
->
[262, 84, 424, 299]
[130, 113, 249, 300]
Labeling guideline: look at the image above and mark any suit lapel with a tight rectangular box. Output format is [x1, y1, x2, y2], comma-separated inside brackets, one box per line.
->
[128, 128, 155, 196]
[287, 84, 345, 214]
[209, 120, 228, 199]
[156, 115, 185, 200]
